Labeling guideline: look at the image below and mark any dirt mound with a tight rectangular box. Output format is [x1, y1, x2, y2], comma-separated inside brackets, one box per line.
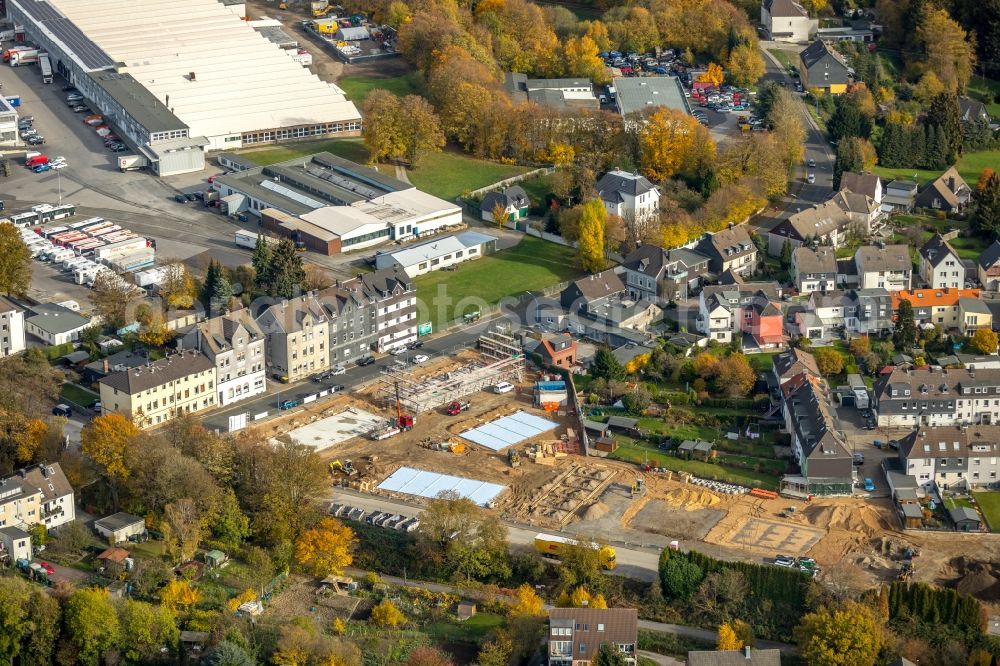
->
[582, 501, 609, 520]
[941, 557, 1000, 601]
[802, 503, 889, 537]
[658, 487, 722, 510]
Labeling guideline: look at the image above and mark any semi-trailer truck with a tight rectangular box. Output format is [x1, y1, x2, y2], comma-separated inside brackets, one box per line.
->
[38, 53, 52, 83]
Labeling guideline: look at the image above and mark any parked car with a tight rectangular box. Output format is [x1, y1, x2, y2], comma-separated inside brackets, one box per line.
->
[407, 340, 423, 349]
[413, 354, 428, 364]
[389, 346, 407, 356]
[33, 164, 51, 173]
[330, 365, 346, 376]
[329, 384, 345, 393]
[52, 404, 72, 417]
[863, 478, 875, 492]
[356, 356, 375, 366]
[852, 452, 864, 465]
[493, 382, 514, 394]
[774, 555, 796, 568]
[174, 194, 188, 203]
[311, 371, 330, 382]
[279, 399, 300, 410]
[807, 158, 816, 168]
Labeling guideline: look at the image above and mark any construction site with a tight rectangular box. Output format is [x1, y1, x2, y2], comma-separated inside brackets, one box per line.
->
[255, 324, 1000, 609]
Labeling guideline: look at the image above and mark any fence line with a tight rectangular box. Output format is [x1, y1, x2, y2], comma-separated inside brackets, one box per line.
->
[463, 166, 556, 200]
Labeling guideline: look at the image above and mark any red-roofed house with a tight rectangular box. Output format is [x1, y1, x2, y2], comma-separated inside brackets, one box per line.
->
[538, 334, 577, 368]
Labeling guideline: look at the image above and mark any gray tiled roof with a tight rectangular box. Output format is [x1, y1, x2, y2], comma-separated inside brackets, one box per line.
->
[98, 350, 213, 395]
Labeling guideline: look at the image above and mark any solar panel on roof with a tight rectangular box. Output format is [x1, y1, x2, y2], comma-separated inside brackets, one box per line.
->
[18, 0, 115, 71]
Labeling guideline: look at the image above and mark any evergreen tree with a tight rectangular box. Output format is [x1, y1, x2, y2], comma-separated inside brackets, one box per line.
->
[250, 234, 272, 295]
[878, 122, 902, 167]
[928, 124, 950, 170]
[199, 260, 232, 314]
[963, 116, 995, 152]
[591, 347, 626, 381]
[259, 238, 306, 299]
[927, 92, 963, 163]
[974, 171, 1000, 236]
[780, 238, 793, 268]
[909, 124, 927, 169]
[894, 299, 918, 351]
[834, 138, 862, 189]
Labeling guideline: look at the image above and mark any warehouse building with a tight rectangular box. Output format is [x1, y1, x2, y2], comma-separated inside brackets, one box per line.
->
[0, 96, 19, 147]
[374, 231, 498, 276]
[7, 0, 361, 174]
[220, 153, 462, 255]
[613, 76, 690, 120]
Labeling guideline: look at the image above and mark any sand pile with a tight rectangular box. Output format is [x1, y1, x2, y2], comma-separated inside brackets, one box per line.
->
[803, 503, 889, 537]
[659, 487, 722, 510]
[941, 557, 1000, 601]
[582, 502, 609, 520]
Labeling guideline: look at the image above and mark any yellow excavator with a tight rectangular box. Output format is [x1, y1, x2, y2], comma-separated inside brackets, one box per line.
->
[329, 459, 357, 477]
[311, 0, 334, 16]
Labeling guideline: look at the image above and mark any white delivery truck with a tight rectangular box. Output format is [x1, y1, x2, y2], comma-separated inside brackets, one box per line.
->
[118, 155, 148, 172]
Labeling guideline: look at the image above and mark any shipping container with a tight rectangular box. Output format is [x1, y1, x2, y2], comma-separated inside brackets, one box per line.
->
[234, 230, 277, 250]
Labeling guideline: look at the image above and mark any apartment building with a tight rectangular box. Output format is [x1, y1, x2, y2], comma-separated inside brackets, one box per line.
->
[855, 244, 912, 291]
[696, 224, 758, 278]
[620, 244, 709, 302]
[767, 199, 849, 256]
[898, 425, 1000, 492]
[0, 297, 25, 356]
[359, 267, 416, 352]
[0, 463, 75, 532]
[181, 310, 266, 407]
[918, 234, 964, 289]
[873, 366, 1000, 428]
[318, 283, 378, 365]
[892, 288, 980, 331]
[256, 293, 331, 382]
[548, 607, 637, 666]
[98, 350, 217, 429]
[780, 374, 853, 495]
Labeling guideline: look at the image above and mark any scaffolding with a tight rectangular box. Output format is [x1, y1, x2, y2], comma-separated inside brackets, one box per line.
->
[376, 324, 525, 414]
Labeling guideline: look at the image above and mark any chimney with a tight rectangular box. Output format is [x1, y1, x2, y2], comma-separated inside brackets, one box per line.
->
[189, 71, 196, 81]
[948, 176, 955, 192]
[103, 358, 109, 374]
[744, 646, 751, 660]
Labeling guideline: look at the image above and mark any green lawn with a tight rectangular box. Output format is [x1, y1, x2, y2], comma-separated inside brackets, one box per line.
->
[424, 613, 505, 644]
[969, 76, 1000, 118]
[60, 382, 98, 406]
[943, 496, 974, 510]
[239, 138, 370, 166]
[747, 351, 779, 374]
[406, 150, 532, 201]
[336, 73, 421, 104]
[610, 439, 780, 490]
[767, 49, 794, 71]
[414, 235, 582, 331]
[872, 150, 1000, 187]
[972, 492, 1000, 532]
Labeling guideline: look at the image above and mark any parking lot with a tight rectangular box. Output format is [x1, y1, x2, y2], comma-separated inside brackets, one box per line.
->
[329, 502, 421, 533]
[836, 404, 897, 497]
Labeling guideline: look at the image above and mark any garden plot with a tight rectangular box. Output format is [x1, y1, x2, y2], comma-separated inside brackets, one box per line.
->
[285, 408, 385, 451]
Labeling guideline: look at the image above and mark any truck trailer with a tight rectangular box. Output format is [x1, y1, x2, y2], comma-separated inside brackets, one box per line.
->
[93, 237, 147, 261]
[38, 53, 52, 83]
[117, 155, 148, 172]
[533, 533, 617, 570]
[10, 49, 39, 66]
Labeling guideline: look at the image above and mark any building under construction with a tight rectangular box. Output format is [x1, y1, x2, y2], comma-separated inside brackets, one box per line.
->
[377, 324, 525, 414]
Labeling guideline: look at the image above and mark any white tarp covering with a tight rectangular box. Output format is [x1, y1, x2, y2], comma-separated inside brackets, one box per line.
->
[377, 467, 506, 506]
[458, 410, 559, 452]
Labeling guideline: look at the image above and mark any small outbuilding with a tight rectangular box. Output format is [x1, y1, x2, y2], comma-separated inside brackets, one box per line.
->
[480, 186, 529, 222]
[204, 549, 228, 568]
[97, 547, 131, 576]
[335, 26, 369, 41]
[678, 439, 715, 461]
[94, 512, 146, 544]
[606, 416, 639, 434]
[457, 602, 477, 621]
[949, 506, 983, 531]
[0, 526, 32, 563]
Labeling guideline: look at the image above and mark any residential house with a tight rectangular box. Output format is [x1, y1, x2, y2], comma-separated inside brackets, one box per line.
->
[374, 232, 497, 277]
[799, 40, 850, 94]
[873, 366, 1000, 428]
[696, 224, 758, 278]
[0, 463, 75, 532]
[547, 607, 637, 666]
[855, 244, 912, 291]
[256, 292, 331, 382]
[978, 241, 1000, 291]
[767, 198, 849, 256]
[561, 270, 625, 312]
[480, 186, 529, 223]
[830, 189, 882, 234]
[181, 310, 266, 407]
[596, 169, 660, 227]
[919, 234, 964, 289]
[792, 246, 838, 294]
[845, 288, 894, 335]
[698, 283, 784, 348]
[94, 512, 146, 544]
[795, 290, 850, 340]
[959, 97, 991, 125]
[915, 167, 972, 212]
[781, 374, 854, 495]
[98, 350, 217, 429]
[0, 526, 31, 563]
[688, 648, 782, 666]
[620, 245, 709, 302]
[359, 267, 417, 352]
[537, 333, 577, 368]
[891, 288, 979, 330]
[82, 350, 151, 384]
[772, 347, 821, 386]
[0, 297, 25, 356]
[839, 171, 883, 204]
[883, 180, 918, 212]
[955, 353, 1000, 369]
[959, 297, 993, 335]
[897, 425, 1000, 492]
[761, 0, 816, 42]
[24, 303, 92, 345]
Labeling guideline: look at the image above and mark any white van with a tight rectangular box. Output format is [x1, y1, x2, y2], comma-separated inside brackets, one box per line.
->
[493, 382, 514, 394]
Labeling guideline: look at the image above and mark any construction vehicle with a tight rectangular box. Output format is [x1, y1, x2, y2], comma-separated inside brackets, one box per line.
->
[329, 459, 356, 477]
[508, 448, 521, 467]
[630, 478, 644, 496]
[446, 400, 471, 415]
[898, 561, 915, 581]
[311, 0, 334, 16]
[370, 383, 415, 439]
[534, 534, 616, 570]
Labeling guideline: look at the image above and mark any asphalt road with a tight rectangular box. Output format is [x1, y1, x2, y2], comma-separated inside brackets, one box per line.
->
[752, 44, 836, 235]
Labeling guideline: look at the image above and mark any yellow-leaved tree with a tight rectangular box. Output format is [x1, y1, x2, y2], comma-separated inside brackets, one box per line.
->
[697, 62, 724, 87]
[371, 599, 406, 628]
[81, 413, 139, 509]
[555, 586, 608, 609]
[509, 584, 546, 617]
[794, 602, 881, 666]
[718, 619, 753, 650]
[970, 329, 999, 355]
[294, 518, 356, 577]
[726, 43, 765, 88]
[639, 108, 714, 182]
[577, 199, 606, 274]
[562, 36, 608, 84]
[159, 580, 201, 611]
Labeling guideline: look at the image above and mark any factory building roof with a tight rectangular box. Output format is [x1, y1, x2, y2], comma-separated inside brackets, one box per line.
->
[614, 76, 689, 117]
[43, 0, 360, 140]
